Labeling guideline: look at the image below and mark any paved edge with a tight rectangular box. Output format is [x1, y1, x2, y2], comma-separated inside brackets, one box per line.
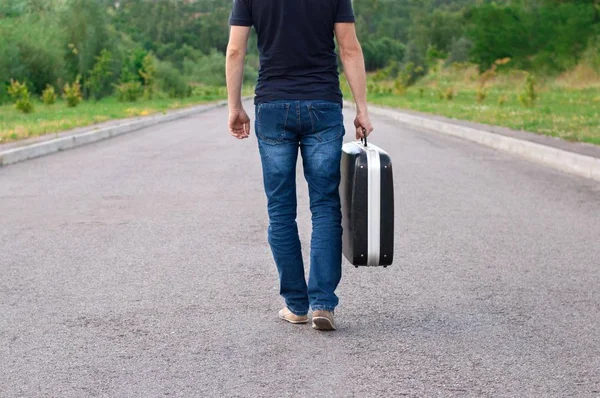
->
[0, 100, 232, 167]
[345, 101, 600, 182]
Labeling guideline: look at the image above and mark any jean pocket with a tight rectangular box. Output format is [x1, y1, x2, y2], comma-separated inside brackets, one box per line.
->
[308, 102, 344, 142]
[256, 103, 290, 144]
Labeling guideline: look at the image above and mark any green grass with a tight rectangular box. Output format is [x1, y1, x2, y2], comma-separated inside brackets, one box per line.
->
[342, 70, 600, 146]
[0, 94, 226, 143]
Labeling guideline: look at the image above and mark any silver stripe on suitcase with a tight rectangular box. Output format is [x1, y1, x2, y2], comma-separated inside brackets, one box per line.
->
[351, 141, 384, 266]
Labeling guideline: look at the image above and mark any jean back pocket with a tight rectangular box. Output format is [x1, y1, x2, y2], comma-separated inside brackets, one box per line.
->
[256, 103, 291, 144]
[308, 102, 344, 142]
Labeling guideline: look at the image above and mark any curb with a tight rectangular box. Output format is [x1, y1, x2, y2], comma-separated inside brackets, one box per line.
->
[345, 101, 600, 182]
[0, 100, 229, 167]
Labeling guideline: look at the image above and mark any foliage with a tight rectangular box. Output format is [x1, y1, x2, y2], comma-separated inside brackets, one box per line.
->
[362, 37, 406, 71]
[42, 85, 57, 105]
[86, 49, 114, 100]
[447, 37, 474, 65]
[156, 62, 191, 98]
[466, 2, 599, 73]
[8, 79, 34, 113]
[63, 78, 83, 108]
[121, 48, 149, 85]
[139, 54, 157, 100]
[519, 74, 538, 108]
[115, 81, 143, 102]
[0, 11, 66, 94]
[394, 79, 406, 96]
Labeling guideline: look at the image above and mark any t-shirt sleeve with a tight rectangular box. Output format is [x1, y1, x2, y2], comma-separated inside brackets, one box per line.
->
[335, 0, 356, 23]
[229, 0, 253, 26]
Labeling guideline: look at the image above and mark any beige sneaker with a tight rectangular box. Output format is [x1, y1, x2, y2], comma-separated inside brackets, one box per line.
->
[278, 307, 309, 324]
[312, 310, 336, 331]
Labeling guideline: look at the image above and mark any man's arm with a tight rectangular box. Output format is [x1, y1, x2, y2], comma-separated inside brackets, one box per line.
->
[226, 26, 251, 139]
[335, 23, 374, 138]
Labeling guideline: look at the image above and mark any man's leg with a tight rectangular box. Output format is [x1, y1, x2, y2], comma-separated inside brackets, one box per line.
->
[256, 102, 309, 317]
[300, 102, 345, 314]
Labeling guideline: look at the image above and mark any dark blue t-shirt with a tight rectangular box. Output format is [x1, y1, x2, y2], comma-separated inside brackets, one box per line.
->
[229, 0, 355, 104]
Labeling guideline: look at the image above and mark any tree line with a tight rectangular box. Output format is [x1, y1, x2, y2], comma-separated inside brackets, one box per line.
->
[1, 0, 599, 107]
[356, 0, 600, 77]
[0, 0, 257, 106]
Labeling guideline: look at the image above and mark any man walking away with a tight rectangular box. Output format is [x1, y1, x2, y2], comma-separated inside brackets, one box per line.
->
[226, 0, 373, 331]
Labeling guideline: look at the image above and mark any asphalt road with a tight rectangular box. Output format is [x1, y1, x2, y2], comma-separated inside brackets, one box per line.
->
[1, 101, 599, 397]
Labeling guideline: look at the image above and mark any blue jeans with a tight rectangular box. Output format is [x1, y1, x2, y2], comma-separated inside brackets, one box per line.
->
[255, 100, 345, 316]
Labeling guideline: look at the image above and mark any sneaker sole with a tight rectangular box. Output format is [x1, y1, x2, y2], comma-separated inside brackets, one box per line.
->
[279, 315, 309, 324]
[312, 316, 336, 331]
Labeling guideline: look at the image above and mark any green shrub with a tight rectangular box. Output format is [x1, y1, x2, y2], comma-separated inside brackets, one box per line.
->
[8, 79, 28, 101]
[8, 79, 34, 113]
[518, 74, 537, 107]
[362, 37, 406, 71]
[139, 54, 157, 100]
[0, 15, 66, 95]
[394, 79, 406, 95]
[115, 81, 142, 102]
[156, 62, 191, 98]
[86, 49, 114, 100]
[447, 37, 473, 65]
[63, 79, 83, 108]
[41, 85, 57, 105]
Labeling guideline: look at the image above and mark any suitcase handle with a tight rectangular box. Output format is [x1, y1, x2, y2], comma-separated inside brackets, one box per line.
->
[360, 128, 368, 147]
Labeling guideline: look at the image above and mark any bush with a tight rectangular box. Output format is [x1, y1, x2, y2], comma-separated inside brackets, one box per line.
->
[394, 79, 406, 96]
[63, 79, 82, 108]
[0, 15, 66, 95]
[518, 74, 537, 107]
[362, 37, 406, 71]
[115, 81, 142, 102]
[139, 54, 157, 100]
[447, 37, 473, 65]
[156, 61, 191, 98]
[402, 42, 427, 83]
[8, 79, 34, 113]
[86, 49, 114, 100]
[41, 85, 57, 105]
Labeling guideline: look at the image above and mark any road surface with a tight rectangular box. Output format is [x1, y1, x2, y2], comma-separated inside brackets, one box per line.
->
[1, 101, 599, 397]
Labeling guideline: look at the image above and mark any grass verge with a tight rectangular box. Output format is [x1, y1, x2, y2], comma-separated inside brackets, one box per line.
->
[343, 68, 600, 146]
[0, 94, 226, 143]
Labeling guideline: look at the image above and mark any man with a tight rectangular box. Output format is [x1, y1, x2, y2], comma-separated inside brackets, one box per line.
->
[226, 0, 373, 331]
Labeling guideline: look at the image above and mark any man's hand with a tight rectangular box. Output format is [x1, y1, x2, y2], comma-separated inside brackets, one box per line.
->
[354, 112, 374, 140]
[229, 108, 251, 139]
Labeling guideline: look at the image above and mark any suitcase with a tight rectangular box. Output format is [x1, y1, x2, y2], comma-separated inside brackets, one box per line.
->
[340, 136, 394, 267]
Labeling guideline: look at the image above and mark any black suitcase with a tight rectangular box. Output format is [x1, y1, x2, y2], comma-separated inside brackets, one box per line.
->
[340, 137, 394, 267]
